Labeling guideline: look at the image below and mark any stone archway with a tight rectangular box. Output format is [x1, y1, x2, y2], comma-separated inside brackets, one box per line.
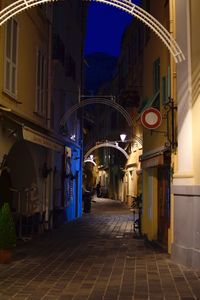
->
[0, 0, 185, 63]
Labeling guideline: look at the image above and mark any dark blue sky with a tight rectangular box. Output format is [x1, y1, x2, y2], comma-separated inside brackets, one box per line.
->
[84, 0, 141, 57]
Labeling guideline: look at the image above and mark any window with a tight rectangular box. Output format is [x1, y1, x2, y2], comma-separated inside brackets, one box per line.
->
[36, 49, 46, 116]
[4, 18, 18, 98]
[162, 67, 171, 104]
[152, 58, 160, 109]
[52, 33, 65, 65]
[164, 0, 169, 7]
[167, 66, 171, 99]
[162, 76, 167, 104]
[65, 52, 76, 80]
[152, 93, 160, 110]
[153, 58, 160, 93]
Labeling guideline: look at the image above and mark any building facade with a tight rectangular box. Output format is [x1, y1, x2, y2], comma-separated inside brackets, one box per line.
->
[51, 0, 86, 223]
[0, 1, 87, 237]
[118, 0, 200, 266]
[139, 0, 172, 250]
[113, 0, 172, 250]
[111, 15, 143, 207]
[171, 0, 200, 268]
[0, 4, 56, 237]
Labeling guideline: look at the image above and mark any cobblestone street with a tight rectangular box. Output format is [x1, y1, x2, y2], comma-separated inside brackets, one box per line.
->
[0, 198, 200, 300]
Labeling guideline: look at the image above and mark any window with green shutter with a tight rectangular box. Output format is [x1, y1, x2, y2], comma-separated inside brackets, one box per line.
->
[152, 58, 160, 109]
[153, 58, 160, 93]
[162, 76, 167, 104]
[167, 66, 171, 99]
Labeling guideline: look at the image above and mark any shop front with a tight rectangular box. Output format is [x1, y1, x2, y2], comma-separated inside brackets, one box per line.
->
[140, 148, 171, 249]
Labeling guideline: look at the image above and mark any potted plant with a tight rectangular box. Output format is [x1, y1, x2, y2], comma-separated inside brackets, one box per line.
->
[0, 202, 16, 263]
[131, 193, 142, 235]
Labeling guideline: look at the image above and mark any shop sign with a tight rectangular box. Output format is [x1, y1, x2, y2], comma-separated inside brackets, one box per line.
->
[23, 127, 63, 152]
[141, 154, 164, 169]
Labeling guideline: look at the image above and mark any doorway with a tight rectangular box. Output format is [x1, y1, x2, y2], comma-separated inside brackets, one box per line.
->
[157, 166, 170, 247]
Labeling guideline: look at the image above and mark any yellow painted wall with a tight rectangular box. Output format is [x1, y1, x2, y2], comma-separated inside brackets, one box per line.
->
[0, 5, 49, 127]
[142, 0, 170, 154]
[125, 147, 142, 205]
[168, 0, 176, 254]
[141, 0, 170, 244]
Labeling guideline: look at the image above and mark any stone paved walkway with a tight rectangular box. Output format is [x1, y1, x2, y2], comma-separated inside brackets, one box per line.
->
[0, 198, 200, 300]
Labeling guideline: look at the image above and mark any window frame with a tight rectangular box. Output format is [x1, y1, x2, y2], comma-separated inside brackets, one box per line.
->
[4, 17, 18, 99]
[162, 76, 167, 104]
[153, 58, 160, 94]
[152, 58, 160, 110]
[35, 48, 47, 117]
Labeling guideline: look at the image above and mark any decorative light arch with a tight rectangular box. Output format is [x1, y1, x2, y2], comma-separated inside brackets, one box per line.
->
[84, 142, 129, 160]
[0, 0, 185, 63]
[60, 97, 133, 128]
[84, 134, 143, 156]
[84, 158, 97, 166]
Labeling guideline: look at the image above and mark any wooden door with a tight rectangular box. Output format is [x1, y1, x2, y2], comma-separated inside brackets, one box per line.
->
[157, 166, 170, 247]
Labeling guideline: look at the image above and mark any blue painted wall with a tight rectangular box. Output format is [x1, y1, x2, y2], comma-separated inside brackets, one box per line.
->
[65, 146, 83, 222]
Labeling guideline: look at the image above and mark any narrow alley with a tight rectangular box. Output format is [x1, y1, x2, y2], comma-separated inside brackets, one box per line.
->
[0, 198, 200, 300]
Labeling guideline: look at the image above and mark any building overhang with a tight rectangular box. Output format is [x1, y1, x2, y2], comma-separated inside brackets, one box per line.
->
[140, 147, 170, 169]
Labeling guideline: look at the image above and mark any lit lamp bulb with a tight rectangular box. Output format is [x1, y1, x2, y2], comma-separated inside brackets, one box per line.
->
[120, 134, 126, 142]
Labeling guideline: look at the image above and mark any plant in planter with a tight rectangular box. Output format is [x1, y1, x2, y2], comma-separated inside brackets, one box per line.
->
[0, 202, 16, 263]
[131, 193, 142, 235]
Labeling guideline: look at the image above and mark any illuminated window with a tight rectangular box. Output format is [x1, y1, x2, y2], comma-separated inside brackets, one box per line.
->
[36, 49, 46, 116]
[4, 18, 18, 98]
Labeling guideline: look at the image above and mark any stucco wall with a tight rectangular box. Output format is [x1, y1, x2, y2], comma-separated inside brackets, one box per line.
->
[172, 0, 200, 268]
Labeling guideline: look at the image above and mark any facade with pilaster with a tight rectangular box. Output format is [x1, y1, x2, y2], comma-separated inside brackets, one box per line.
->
[171, 0, 200, 268]
[0, 1, 87, 237]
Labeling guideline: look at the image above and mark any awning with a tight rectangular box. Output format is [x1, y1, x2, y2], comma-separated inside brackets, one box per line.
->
[140, 154, 164, 169]
[23, 126, 64, 152]
[140, 148, 170, 169]
[0, 111, 65, 153]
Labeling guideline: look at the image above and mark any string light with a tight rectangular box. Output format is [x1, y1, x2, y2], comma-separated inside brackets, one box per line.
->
[0, 0, 185, 63]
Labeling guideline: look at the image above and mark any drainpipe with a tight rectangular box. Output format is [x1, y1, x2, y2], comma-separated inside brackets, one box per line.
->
[46, 8, 53, 227]
[47, 9, 53, 130]
[169, 0, 177, 105]
[169, 0, 177, 254]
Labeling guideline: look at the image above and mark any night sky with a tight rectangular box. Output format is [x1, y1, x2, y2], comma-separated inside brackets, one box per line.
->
[85, 0, 141, 57]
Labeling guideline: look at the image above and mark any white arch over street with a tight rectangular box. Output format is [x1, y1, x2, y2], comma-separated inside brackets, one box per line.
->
[0, 0, 185, 63]
[60, 97, 133, 128]
[84, 142, 129, 160]
[84, 158, 97, 166]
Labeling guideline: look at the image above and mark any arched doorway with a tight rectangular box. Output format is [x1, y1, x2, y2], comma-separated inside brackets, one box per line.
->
[5, 140, 38, 214]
